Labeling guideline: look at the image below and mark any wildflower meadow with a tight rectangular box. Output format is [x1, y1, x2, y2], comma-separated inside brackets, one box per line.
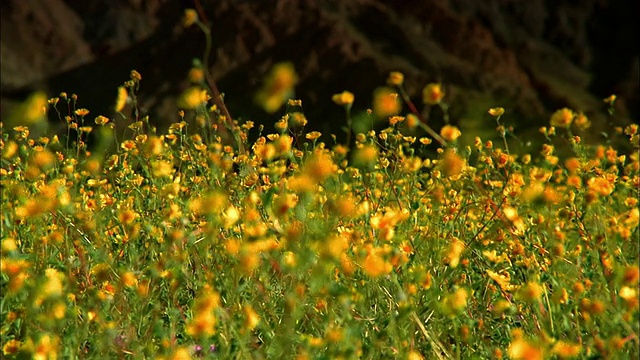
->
[1, 8, 639, 360]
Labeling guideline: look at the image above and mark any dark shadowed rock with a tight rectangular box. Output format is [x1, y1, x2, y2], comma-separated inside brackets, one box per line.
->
[1, 0, 637, 145]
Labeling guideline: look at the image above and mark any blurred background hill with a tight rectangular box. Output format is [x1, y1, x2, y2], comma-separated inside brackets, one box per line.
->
[1, 0, 637, 146]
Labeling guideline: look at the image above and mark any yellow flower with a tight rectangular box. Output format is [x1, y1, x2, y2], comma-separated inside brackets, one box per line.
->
[289, 112, 307, 128]
[2, 339, 21, 355]
[362, 250, 392, 278]
[422, 83, 444, 105]
[115, 86, 128, 112]
[619, 286, 639, 309]
[256, 62, 298, 113]
[188, 67, 205, 83]
[130, 70, 142, 81]
[118, 209, 138, 225]
[551, 341, 582, 359]
[387, 71, 404, 86]
[406, 113, 419, 129]
[178, 87, 209, 109]
[517, 282, 544, 303]
[441, 287, 468, 315]
[243, 305, 260, 330]
[332, 91, 355, 106]
[42, 268, 64, 298]
[183, 9, 198, 27]
[305, 131, 322, 140]
[439, 149, 465, 178]
[488, 107, 505, 117]
[372, 87, 401, 118]
[186, 288, 220, 337]
[587, 176, 614, 196]
[445, 237, 465, 268]
[508, 338, 544, 360]
[274, 134, 292, 157]
[94, 115, 109, 125]
[303, 151, 335, 183]
[573, 112, 591, 130]
[152, 160, 174, 177]
[352, 144, 378, 170]
[550, 108, 574, 128]
[440, 125, 461, 142]
[10, 91, 48, 126]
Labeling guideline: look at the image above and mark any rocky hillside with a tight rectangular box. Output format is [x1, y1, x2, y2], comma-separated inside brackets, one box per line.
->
[1, 0, 637, 142]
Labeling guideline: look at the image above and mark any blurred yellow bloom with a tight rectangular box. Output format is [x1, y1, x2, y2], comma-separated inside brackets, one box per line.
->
[256, 62, 298, 113]
[186, 288, 220, 337]
[488, 107, 505, 117]
[422, 83, 444, 105]
[441, 287, 468, 315]
[115, 86, 128, 112]
[551, 341, 582, 359]
[178, 87, 209, 109]
[10, 91, 48, 126]
[550, 108, 574, 128]
[303, 151, 335, 183]
[183, 9, 198, 27]
[387, 71, 404, 86]
[362, 251, 392, 278]
[440, 125, 461, 142]
[152, 160, 174, 177]
[352, 144, 378, 169]
[332, 91, 355, 106]
[517, 282, 544, 303]
[243, 305, 260, 330]
[587, 176, 614, 196]
[439, 149, 465, 178]
[508, 338, 543, 360]
[2, 339, 21, 355]
[42, 268, 64, 299]
[188, 67, 205, 83]
[445, 237, 465, 268]
[305, 131, 322, 140]
[373, 87, 401, 118]
[573, 112, 591, 130]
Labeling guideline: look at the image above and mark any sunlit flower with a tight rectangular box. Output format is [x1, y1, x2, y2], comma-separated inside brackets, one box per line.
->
[441, 287, 468, 315]
[178, 87, 209, 109]
[256, 62, 298, 113]
[243, 305, 260, 330]
[186, 288, 220, 337]
[188, 67, 205, 83]
[422, 83, 444, 105]
[373, 87, 401, 118]
[550, 108, 574, 128]
[305, 131, 322, 140]
[587, 176, 614, 196]
[445, 237, 465, 268]
[2, 339, 21, 355]
[517, 282, 544, 303]
[551, 341, 582, 359]
[508, 338, 543, 360]
[352, 144, 378, 170]
[387, 71, 404, 86]
[440, 125, 461, 142]
[332, 91, 354, 106]
[573, 112, 591, 130]
[115, 87, 128, 112]
[488, 107, 505, 117]
[439, 149, 465, 178]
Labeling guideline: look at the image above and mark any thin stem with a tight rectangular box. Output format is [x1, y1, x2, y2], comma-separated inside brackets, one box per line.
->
[397, 85, 447, 147]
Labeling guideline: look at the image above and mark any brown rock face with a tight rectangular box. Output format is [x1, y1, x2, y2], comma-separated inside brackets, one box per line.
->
[1, 0, 637, 143]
